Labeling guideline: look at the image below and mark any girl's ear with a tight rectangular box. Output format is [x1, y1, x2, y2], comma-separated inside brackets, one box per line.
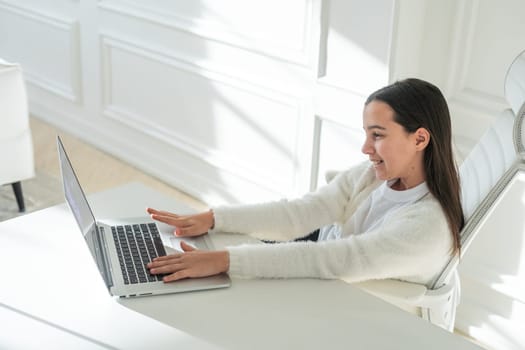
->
[414, 127, 430, 150]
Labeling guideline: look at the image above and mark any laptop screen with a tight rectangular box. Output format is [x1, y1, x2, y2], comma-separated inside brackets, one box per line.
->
[57, 137, 105, 273]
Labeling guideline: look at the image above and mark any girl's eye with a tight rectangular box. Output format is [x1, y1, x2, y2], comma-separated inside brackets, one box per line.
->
[372, 132, 383, 139]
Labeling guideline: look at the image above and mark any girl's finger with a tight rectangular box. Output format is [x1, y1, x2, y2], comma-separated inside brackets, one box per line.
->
[150, 253, 182, 263]
[175, 226, 202, 236]
[147, 208, 180, 218]
[150, 214, 186, 226]
[164, 270, 189, 282]
[180, 241, 196, 252]
[150, 263, 184, 275]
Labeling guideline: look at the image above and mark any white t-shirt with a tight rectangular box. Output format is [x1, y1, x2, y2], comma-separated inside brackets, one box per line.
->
[318, 180, 429, 241]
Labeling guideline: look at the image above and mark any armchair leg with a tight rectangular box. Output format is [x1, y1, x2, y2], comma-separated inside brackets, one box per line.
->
[11, 181, 26, 212]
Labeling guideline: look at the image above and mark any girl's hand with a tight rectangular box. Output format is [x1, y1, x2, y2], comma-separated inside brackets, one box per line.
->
[147, 242, 229, 282]
[147, 207, 214, 237]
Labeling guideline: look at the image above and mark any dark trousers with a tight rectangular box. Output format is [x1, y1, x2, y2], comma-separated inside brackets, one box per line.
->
[263, 229, 320, 244]
[294, 229, 320, 242]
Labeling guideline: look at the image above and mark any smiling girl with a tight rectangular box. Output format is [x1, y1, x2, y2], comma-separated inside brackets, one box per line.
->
[147, 78, 464, 287]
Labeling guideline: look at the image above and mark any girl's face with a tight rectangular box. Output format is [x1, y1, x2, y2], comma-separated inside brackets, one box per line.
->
[361, 100, 428, 190]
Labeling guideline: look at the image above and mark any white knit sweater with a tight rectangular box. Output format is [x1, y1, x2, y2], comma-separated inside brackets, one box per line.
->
[212, 161, 453, 287]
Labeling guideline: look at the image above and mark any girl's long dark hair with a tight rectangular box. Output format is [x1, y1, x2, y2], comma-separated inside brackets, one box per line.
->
[366, 78, 464, 255]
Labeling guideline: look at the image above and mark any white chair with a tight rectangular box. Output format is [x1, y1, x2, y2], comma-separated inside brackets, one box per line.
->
[326, 52, 525, 331]
[0, 59, 35, 212]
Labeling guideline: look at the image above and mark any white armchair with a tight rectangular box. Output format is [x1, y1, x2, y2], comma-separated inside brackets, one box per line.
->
[325, 51, 525, 331]
[0, 59, 35, 212]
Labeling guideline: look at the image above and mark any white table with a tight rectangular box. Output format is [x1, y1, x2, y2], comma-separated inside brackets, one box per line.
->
[0, 183, 482, 349]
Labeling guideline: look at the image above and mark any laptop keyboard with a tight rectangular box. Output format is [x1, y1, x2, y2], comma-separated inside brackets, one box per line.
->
[111, 223, 167, 284]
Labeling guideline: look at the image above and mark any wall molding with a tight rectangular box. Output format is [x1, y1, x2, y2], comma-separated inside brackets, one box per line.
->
[97, 0, 318, 67]
[99, 34, 304, 193]
[310, 115, 323, 190]
[446, 0, 507, 116]
[309, 114, 366, 191]
[0, 1, 82, 103]
[316, 76, 369, 100]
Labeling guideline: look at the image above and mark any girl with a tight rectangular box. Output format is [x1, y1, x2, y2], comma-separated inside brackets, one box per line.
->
[147, 78, 464, 287]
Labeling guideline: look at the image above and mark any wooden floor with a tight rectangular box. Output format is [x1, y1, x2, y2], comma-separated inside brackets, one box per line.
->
[30, 117, 206, 211]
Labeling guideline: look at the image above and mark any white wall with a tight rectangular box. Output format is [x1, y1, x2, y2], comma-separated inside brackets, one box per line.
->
[1, 0, 524, 347]
[0, 0, 393, 205]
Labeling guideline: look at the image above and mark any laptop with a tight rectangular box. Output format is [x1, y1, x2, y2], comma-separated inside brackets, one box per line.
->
[57, 136, 231, 298]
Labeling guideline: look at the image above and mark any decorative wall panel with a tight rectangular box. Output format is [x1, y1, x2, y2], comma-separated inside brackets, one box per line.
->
[0, 2, 81, 102]
[98, 0, 318, 66]
[311, 116, 365, 189]
[100, 36, 303, 193]
[446, 0, 525, 134]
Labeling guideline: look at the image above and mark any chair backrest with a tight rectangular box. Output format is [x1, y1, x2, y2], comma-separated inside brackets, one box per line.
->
[430, 50, 525, 289]
[505, 52, 525, 118]
[506, 51, 525, 157]
[459, 110, 516, 221]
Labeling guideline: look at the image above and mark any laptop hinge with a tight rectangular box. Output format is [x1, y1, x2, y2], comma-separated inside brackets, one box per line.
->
[96, 225, 114, 289]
